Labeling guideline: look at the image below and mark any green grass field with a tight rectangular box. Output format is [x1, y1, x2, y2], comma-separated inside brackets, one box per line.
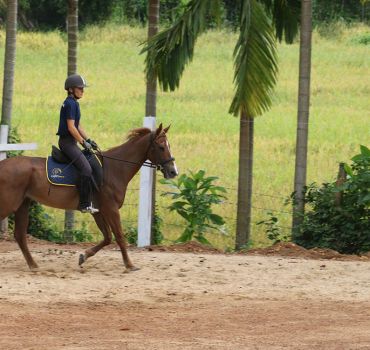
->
[0, 23, 369, 249]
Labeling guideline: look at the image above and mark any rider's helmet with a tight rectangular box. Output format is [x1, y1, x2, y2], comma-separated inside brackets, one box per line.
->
[64, 74, 88, 90]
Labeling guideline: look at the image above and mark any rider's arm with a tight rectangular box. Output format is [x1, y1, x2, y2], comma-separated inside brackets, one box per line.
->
[67, 119, 84, 144]
[77, 124, 88, 141]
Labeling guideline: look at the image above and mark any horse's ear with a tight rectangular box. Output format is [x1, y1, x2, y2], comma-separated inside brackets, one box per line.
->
[156, 123, 163, 136]
[163, 124, 171, 133]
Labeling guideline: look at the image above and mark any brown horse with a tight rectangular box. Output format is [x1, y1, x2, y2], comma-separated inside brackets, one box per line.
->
[0, 124, 177, 270]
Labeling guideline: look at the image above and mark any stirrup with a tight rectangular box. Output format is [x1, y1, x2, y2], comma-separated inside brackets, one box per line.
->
[80, 204, 99, 214]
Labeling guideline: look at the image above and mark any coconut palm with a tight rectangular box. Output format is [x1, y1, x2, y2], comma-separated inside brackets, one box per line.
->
[292, 0, 312, 232]
[142, 0, 300, 249]
[0, 0, 18, 236]
[145, 0, 160, 244]
[64, 0, 79, 241]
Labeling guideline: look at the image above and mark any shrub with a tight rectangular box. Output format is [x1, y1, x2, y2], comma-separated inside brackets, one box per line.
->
[124, 210, 163, 246]
[257, 212, 290, 245]
[160, 170, 227, 245]
[293, 145, 370, 254]
[71, 222, 93, 242]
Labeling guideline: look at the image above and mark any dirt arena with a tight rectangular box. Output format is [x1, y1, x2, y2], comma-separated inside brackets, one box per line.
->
[1, 238, 369, 350]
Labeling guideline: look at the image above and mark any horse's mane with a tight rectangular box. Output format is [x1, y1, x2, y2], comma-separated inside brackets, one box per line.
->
[126, 127, 151, 141]
[104, 127, 152, 153]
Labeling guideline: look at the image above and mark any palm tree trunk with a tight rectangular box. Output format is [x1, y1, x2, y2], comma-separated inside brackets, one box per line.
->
[235, 111, 254, 250]
[146, 0, 160, 245]
[0, 0, 18, 237]
[292, 0, 312, 234]
[1, 0, 17, 128]
[64, 0, 79, 242]
[67, 0, 78, 76]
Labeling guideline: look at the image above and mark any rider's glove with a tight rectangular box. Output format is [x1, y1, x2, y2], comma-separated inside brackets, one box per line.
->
[86, 138, 98, 150]
[81, 140, 93, 151]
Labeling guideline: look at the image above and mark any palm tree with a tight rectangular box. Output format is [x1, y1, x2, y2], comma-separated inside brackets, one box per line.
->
[142, 0, 299, 249]
[292, 0, 312, 232]
[64, 0, 79, 242]
[146, 0, 160, 244]
[0, 0, 18, 236]
[1, 0, 17, 128]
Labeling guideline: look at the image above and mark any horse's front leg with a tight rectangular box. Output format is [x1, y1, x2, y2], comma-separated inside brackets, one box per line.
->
[79, 213, 112, 266]
[108, 209, 138, 271]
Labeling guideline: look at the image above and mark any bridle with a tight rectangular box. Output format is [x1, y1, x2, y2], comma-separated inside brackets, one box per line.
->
[96, 131, 175, 171]
[148, 131, 175, 171]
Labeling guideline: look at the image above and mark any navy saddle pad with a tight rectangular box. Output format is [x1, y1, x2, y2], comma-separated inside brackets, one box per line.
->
[46, 150, 102, 187]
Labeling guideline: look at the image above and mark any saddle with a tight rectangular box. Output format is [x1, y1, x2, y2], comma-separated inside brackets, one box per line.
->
[46, 146, 103, 190]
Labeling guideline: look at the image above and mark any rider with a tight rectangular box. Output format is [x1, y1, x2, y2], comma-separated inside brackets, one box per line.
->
[56, 74, 99, 214]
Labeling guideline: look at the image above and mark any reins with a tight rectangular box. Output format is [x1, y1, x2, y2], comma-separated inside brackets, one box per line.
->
[93, 131, 174, 170]
[96, 152, 157, 169]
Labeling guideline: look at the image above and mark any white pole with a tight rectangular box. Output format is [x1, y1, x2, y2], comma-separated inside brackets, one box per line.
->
[137, 116, 156, 247]
[0, 124, 9, 161]
[0, 125, 9, 235]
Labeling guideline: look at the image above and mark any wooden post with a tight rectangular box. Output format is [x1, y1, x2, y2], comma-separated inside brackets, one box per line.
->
[335, 162, 346, 207]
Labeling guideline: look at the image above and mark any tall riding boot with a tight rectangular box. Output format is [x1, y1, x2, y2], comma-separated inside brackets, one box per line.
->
[78, 175, 99, 214]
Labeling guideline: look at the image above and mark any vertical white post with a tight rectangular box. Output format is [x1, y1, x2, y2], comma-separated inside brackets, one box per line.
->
[0, 124, 9, 161]
[137, 116, 156, 247]
[0, 125, 9, 236]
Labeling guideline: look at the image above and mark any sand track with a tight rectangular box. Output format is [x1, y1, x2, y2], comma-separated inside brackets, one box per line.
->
[1, 240, 369, 349]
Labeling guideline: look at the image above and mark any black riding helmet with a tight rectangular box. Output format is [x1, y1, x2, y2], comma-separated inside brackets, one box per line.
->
[64, 74, 88, 90]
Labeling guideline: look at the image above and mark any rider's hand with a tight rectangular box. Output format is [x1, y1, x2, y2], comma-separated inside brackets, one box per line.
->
[81, 140, 93, 151]
[86, 138, 98, 150]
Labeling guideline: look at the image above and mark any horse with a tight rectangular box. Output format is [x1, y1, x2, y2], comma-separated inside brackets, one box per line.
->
[0, 124, 178, 271]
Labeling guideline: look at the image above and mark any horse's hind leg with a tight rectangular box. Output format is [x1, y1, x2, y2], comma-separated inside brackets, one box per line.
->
[14, 198, 38, 270]
[79, 213, 112, 266]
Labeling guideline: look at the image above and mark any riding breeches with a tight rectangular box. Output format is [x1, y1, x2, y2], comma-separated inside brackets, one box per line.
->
[58, 136, 92, 177]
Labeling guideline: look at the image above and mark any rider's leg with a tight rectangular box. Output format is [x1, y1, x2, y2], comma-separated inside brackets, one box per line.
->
[58, 136, 98, 213]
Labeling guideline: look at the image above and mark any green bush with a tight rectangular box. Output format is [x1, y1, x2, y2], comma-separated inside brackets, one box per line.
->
[293, 145, 370, 254]
[70, 222, 93, 242]
[160, 170, 227, 245]
[8, 200, 63, 243]
[124, 211, 163, 246]
[350, 32, 370, 45]
[257, 212, 290, 245]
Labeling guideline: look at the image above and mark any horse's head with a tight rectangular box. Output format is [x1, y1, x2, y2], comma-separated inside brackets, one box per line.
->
[148, 123, 178, 179]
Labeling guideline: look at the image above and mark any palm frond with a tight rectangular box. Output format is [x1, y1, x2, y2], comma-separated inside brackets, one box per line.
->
[259, 0, 300, 43]
[141, 0, 221, 92]
[229, 0, 278, 117]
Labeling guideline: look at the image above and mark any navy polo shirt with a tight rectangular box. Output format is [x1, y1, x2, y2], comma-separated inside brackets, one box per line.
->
[56, 96, 81, 136]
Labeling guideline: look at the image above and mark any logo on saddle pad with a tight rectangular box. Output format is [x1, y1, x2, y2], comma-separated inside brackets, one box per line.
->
[50, 167, 65, 179]
[46, 153, 102, 188]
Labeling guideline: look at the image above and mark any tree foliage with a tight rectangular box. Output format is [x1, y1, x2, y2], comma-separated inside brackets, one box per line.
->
[293, 145, 370, 254]
[1, 0, 367, 30]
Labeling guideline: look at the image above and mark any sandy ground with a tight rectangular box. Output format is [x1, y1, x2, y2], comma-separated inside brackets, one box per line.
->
[0, 239, 370, 350]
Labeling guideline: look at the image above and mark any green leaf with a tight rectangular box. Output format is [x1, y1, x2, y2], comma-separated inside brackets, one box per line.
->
[176, 229, 194, 243]
[169, 201, 188, 209]
[343, 163, 353, 177]
[360, 145, 370, 157]
[209, 214, 225, 225]
[195, 235, 212, 245]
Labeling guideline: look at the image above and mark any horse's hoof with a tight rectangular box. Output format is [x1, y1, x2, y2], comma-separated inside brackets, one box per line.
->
[78, 254, 86, 266]
[128, 266, 140, 272]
